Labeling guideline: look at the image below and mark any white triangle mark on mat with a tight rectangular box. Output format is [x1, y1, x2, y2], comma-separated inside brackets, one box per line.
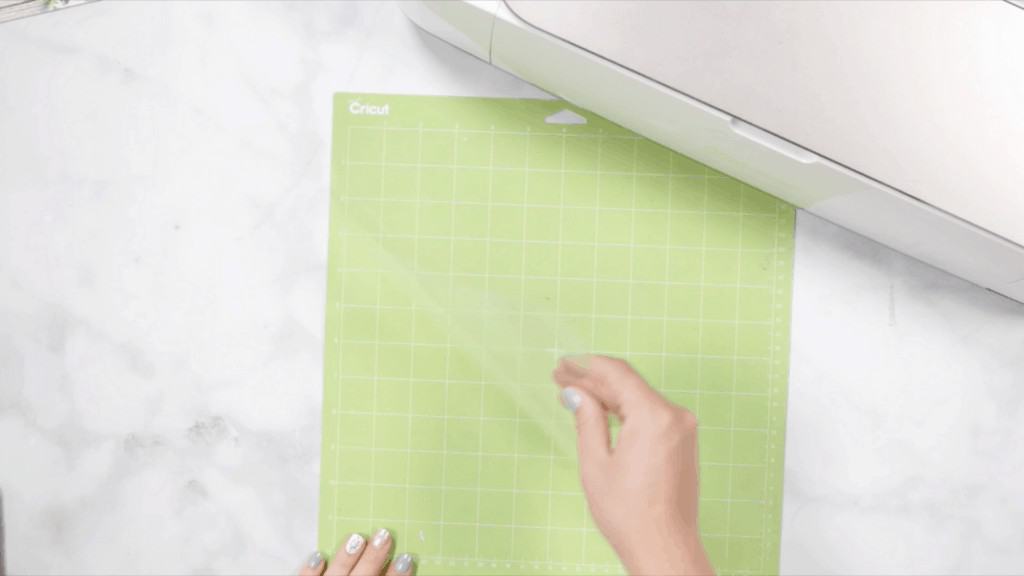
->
[544, 109, 587, 125]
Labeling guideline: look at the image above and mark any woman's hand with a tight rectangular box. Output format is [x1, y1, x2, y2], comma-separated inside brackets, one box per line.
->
[301, 529, 413, 576]
[553, 355, 714, 576]
[302, 355, 710, 576]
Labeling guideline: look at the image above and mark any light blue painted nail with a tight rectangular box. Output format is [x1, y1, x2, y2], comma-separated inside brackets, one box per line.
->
[306, 551, 324, 568]
[371, 528, 390, 549]
[560, 387, 582, 413]
[393, 553, 414, 573]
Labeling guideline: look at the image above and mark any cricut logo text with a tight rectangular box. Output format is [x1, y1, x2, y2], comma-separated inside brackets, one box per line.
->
[349, 101, 390, 116]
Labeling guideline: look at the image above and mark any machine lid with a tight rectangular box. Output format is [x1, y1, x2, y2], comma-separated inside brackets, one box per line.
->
[506, 0, 1024, 247]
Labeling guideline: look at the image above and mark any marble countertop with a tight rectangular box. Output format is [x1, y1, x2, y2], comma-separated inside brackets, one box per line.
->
[1, 2, 1022, 574]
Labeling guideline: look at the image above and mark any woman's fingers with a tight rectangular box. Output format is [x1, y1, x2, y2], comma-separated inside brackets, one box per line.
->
[349, 528, 394, 576]
[324, 533, 367, 576]
[554, 355, 665, 421]
[385, 552, 415, 575]
[307, 530, 408, 576]
[300, 551, 326, 576]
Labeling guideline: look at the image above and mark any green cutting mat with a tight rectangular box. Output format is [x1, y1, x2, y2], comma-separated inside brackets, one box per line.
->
[319, 93, 794, 575]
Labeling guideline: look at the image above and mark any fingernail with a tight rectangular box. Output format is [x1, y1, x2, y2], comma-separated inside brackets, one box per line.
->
[371, 527, 391, 549]
[393, 553, 414, 573]
[344, 533, 365, 555]
[306, 551, 324, 568]
[560, 387, 582, 413]
[563, 354, 591, 370]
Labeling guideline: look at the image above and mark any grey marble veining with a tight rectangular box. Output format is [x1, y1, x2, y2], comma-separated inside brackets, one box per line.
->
[0, 2, 1021, 574]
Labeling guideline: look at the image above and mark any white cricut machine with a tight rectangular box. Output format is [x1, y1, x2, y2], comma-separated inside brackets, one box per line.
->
[401, 1, 1024, 303]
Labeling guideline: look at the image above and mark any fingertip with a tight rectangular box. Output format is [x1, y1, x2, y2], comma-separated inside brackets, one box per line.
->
[300, 551, 326, 576]
[371, 527, 394, 553]
[552, 364, 585, 388]
[387, 553, 415, 575]
[557, 355, 590, 377]
[551, 366, 568, 385]
[326, 533, 366, 576]
[350, 528, 393, 576]
[560, 387, 583, 412]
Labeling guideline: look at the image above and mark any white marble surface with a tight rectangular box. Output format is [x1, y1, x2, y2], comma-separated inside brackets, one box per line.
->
[0, 2, 1021, 574]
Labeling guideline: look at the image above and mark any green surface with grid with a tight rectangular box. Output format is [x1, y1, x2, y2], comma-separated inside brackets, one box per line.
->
[319, 94, 794, 575]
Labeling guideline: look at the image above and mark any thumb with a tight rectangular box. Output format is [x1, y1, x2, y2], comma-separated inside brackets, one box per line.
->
[560, 387, 610, 475]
